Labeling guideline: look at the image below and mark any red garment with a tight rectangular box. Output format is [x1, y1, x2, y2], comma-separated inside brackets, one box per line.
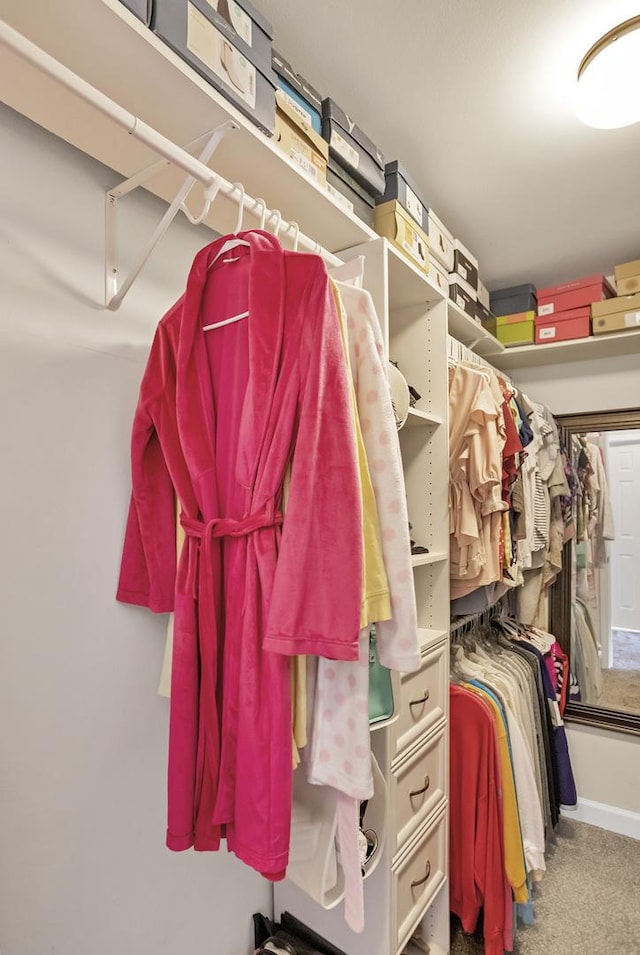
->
[117, 231, 363, 878]
[449, 685, 506, 955]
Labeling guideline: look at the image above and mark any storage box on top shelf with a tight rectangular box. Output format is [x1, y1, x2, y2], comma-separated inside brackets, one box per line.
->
[451, 239, 479, 291]
[448, 272, 476, 302]
[152, 0, 277, 135]
[537, 274, 614, 317]
[490, 283, 537, 318]
[485, 311, 535, 346]
[374, 200, 429, 274]
[430, 257, 449, 297]
[535, 307, 591, 344]
[475, 300, 494, 324]
[322, 98, 385, 196]
[591, 292, 640, 334]
[274, 90, 328, 186]
[477, 278, 490, 310]
[119, 0, 152, 25]
[614, 258, 640, 296]
[427, 210, 454, 272]
[326, 155, 375, 226]
[377, 161, 429, 233]
[272, 49, 323, 134]
[449, 281, 476, 320]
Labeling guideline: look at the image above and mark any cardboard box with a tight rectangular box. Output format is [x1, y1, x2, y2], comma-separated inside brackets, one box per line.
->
[152, 0, 277, 135]
[592, 311, 640, 335]
[378, 161, 429, 232]
[275, 91, 327, 186]
[119, 0, 152, 24]
[614, 257, 640, 282]
[477, 278, 490, 309]
[614, 257, 640, 295]
[326, 156, 375, 226]
[490, 283, 537, 317]
[430, 257, 449, 296]
[272, 49, 322, 133]
[449, 282, 476, 319]
[374, 200, 429, 273]
[448, 271, 477, 301]
[591, 292, 640, 319]
[427, 210, 454, 272]
[322, 99, 385, 196]
[617, 274, 640, 296]
[451, 247, 478, 291]
[485, 317, 535, 346]
[536, 309, 591, 344]
[537, 274, 614, 316]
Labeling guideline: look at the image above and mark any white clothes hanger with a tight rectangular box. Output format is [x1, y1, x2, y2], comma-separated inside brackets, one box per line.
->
[202, 183, 250, 332]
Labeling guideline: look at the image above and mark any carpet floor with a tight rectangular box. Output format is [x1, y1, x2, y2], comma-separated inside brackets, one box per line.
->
[599, 630, 640, 713]
[449, 817, 640, 954]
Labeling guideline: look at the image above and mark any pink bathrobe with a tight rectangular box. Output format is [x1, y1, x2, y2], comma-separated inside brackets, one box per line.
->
[117, 230, 363, 879]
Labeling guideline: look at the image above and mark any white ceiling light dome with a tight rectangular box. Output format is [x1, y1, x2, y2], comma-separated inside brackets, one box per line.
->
[576, 15, 640, 129]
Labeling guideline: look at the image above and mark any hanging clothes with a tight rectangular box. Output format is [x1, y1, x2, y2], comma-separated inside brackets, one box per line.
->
[117, 230, 364, 878]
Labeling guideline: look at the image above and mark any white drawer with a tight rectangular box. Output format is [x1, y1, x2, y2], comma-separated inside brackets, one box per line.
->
[392, 641, 447, 760]
[393, 807, 447, 953]
[391, 725, 446, 854]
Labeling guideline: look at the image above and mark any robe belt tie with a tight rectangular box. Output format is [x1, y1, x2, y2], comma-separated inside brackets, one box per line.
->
[180, 507, 284, 601]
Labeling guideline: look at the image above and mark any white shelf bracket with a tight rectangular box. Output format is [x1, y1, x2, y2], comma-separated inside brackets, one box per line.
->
[105, 120, 238, 310]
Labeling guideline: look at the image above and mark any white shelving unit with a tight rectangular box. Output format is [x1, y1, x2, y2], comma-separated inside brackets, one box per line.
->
[0, 0, 376, 252]
[447, 300, 504, 354]
[275, 238, 450, 955]
[489, 327, 640, 369]
[0, 12, 451, 954]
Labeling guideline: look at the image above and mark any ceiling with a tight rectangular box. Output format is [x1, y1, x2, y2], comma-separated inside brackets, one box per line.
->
[252, 0, 640, 290]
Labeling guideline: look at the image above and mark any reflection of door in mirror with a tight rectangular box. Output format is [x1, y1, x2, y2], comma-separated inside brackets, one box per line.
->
[570, 429, 640, 715]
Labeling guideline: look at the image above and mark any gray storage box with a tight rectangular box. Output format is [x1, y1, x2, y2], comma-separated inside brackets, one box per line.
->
[272, 50, 322, 113]
[451, 248, 478, 291]
[474, 300, 494, 324]
[119, 0, 152, 25]
[377, 160, 429, 233]
[152, 0, 277, 135]
[450, 281, 476, 320]
[490, 283, 538, 317]
[326, 155, 375, 227]
[322, 98, 385, 196]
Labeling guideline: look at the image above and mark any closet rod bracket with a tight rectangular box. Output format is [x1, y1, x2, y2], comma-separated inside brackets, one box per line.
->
[105, 120, 238, 310]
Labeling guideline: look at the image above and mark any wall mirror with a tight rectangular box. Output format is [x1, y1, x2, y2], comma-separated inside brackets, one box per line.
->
[550, 408, 640, 736]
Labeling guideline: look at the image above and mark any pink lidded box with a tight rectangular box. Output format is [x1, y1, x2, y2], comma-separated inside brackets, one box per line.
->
[537, 274, 614, 317]
[535, 307, 591, 344]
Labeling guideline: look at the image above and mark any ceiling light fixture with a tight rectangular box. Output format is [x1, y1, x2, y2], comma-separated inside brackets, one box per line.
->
[575, 15, 640, 129]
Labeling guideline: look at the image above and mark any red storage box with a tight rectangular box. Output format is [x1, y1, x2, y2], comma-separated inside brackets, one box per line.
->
[535, 307, 591, 344]
[537, 274, 614, 317]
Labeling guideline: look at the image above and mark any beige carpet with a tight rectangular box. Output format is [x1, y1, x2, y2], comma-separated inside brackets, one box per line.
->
[599, 630, 640, 713]
[600, 666, 640, 712]
[450, 817, 640, 954]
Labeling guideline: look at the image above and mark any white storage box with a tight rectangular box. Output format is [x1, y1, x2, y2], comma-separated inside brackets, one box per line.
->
[427, 209, 454, 272]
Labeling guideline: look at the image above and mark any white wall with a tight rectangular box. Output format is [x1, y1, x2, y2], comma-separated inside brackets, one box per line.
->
[0, 105, 271, 955]
[516, 352, 640, 818]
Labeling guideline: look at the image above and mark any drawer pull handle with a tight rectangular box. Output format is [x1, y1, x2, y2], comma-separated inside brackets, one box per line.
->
[411, 860, 431, 889]
[410, 690, 430, 708]
[409, 775, 431, 799]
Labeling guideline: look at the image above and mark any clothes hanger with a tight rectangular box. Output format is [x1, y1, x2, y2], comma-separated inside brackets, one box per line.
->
[202, 185, 250, 332]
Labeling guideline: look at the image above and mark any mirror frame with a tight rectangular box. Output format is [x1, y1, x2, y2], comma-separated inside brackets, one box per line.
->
[550, 407, 640, 737]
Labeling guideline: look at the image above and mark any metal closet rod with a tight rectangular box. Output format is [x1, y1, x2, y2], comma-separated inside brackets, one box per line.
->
[0, 18, 341, 266]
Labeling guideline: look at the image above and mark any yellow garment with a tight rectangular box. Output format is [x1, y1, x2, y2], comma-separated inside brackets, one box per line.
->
[330, 280, 391, 628]
[157, 497, 186, 699]
[463, 681, 528, 904]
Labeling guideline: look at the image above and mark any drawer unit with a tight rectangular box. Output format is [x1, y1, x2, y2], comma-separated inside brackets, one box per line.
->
[393, 806, 447, 953]
[391, 724, 446, 853]
[392, 640, 447, 760]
